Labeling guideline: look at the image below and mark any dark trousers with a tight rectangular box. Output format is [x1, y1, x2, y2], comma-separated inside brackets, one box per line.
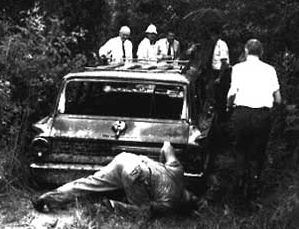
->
[231, 106, 271, 194]
[208, 69, 231, 123]
[186, 67, 206, 115]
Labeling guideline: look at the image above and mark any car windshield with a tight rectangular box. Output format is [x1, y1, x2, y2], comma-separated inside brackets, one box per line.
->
[57, 80, 186, 120]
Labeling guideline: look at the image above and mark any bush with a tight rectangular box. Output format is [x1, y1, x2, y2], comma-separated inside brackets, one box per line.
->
[0, 4, 87, 190]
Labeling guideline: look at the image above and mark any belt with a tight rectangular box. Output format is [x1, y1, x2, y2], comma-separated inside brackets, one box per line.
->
[235, 105, 270, 112]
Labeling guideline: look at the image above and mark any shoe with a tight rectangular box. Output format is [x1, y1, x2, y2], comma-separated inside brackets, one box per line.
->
[31, 197, 51, 213]
[101, 198, 115, 212]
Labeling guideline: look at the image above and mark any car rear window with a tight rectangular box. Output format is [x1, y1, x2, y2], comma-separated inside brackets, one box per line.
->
[58, 80, 186, 120]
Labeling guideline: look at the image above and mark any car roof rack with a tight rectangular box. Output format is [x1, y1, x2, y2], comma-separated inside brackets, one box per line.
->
[85, 60, 189, 74]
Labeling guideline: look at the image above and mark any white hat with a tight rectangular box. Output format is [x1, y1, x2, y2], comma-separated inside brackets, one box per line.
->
[145, 24, 157, 34]
[119, 26, 131, 35]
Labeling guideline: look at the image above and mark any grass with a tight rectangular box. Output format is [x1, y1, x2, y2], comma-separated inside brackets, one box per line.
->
[61, 136, 299, 229]
[1, 190, 295, 229]
[66, 199, 288, 229]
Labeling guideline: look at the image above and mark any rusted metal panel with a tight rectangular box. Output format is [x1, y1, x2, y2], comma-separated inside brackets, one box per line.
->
[50, 139, 172, 156]
[32, 116, 53, 136]
[41, 153, 116, 164]
[50, 115, 189, 144]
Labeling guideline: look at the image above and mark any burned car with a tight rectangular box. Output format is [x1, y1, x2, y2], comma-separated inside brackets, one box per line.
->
[30, 62, 215, 185]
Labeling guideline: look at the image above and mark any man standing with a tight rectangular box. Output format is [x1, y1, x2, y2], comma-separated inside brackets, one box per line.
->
[208, 28, 230, 122]
[156, 30, 180, 60]
[227, 39, 282, 197]
[99, 26, 133, 63]
[137, 24, 158, 61]
[211, 33, 230, 76]
[32, 142, 197, 215]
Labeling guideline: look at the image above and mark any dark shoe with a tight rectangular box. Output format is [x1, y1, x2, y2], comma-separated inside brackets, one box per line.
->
[101, 198, 115, 212]
[31, 197, 51, 213]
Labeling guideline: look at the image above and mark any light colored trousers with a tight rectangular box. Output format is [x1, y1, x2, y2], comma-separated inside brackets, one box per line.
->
[39, 152, 164, 208]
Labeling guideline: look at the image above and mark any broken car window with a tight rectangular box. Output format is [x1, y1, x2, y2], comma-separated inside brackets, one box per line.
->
[60, 80, 186, 120]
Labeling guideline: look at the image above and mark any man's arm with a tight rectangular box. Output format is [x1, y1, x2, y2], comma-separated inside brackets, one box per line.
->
[175, 41, 181, 60]
[159, 141, 177, 164]
[226, 94, 236, 113]
[126, 40, 133, 60]
[215, 58, 229, 84]
[137, 39, 147, 59]
[99, 39, 113, 59]
[271, 68, 282, 106]
[155, 39, 164, 60]
[273, 89, 282, 105]
[226, 66, 238, 111]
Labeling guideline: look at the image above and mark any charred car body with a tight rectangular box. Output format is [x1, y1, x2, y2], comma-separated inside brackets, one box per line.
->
[30, 62, 215, 185]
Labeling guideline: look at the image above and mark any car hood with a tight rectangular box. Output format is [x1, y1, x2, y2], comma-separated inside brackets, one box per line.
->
[49, 115, 189, 144]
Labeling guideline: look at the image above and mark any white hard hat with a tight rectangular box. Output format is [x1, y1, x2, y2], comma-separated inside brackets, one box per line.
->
[119, 26, 131, 35]
[145, 24, 157, 34]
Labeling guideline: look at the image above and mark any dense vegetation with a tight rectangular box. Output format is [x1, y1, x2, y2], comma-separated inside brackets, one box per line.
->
[0, 0, 298, 227]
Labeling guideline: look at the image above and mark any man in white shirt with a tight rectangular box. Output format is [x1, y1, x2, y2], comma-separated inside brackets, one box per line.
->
[156, 31, 180, 60]
[208, 29, 230, 123]
[212, 38, 230, 72]
[137, 24, 158, 61]
[99, 26, 133, 63]
[227, 39, 282, 198]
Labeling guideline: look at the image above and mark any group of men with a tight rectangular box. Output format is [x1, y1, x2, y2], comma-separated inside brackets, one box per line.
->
[99, 24, 180, 63]
[32, 24, 282, 215]
[99, 24, 231, 121]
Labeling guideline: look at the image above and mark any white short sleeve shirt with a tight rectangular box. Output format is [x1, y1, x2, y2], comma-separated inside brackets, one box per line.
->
[227, 55, 280, 108]
[99, 36, 133, 62]
[212, 39, 230, 70]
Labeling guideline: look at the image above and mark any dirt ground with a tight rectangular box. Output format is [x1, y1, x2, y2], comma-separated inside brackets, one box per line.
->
[0, 192, 78, 229]
[0, 192, 201, 229]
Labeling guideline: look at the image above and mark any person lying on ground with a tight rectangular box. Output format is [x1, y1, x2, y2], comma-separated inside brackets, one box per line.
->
[32, 141, 198, 215]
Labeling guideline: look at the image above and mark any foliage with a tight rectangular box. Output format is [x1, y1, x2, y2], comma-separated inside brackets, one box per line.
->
[0, 3, 87, 189]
